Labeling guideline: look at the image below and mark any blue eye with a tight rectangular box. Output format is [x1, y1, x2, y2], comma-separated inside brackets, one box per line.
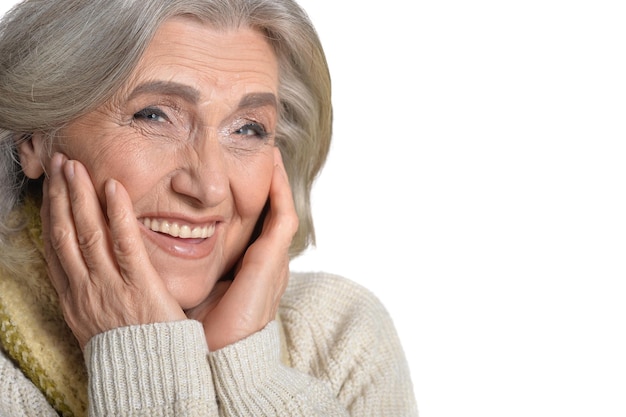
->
[133, 107, 168, 123]
[235, 123, 267, 139]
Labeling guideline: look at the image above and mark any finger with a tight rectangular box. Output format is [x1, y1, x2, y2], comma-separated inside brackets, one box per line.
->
[266, 147, 299, 242]
[247, 147, 298, 257]
[45, 153, 86, 294]
[63, 159, 113, 279]
[105, 179, 186, 321]
[41, 173, 70, 296]
[104, 179, 154, 284]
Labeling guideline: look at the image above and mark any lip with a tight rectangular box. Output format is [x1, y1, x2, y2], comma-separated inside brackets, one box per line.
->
[137, 215, 222, 260]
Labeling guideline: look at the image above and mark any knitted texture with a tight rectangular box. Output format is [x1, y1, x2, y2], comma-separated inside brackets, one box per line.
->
[279, 273, 418, 415]
[0, 199, 88, 417]
[85, 320, 218, 416]
[0, 201, 418, 416]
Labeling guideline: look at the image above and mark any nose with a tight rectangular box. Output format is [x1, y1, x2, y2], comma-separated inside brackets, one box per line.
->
[170, 134, 229, 208]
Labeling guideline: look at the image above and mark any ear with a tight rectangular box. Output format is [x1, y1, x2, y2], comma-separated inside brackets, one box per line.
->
[16, 132, 47, 179]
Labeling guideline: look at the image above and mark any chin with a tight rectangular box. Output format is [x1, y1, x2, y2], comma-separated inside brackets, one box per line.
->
[171, 285, 212, 311]
[157, 266, 220, 309]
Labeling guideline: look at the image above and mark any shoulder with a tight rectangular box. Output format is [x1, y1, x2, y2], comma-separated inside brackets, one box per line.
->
[279, 271, 401, 361]
[279, 272, 416, 411]
[282, 271, 387, 316]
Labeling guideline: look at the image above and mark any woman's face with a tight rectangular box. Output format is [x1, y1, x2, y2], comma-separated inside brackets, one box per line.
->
[38, 18, 279, 309]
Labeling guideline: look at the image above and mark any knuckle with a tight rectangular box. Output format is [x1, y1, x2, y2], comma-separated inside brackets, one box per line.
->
[108, 205, 126, 225]
[68, 184, 87, 209]
[112, 234, 139, 257]
[77, 229, 104, 252]
[47, 182, 66, 201]
[49, 225, 74, 252]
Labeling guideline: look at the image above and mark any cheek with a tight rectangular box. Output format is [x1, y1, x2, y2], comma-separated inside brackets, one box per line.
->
[231, 157, 274, 219]
[57, 133, 168, 205]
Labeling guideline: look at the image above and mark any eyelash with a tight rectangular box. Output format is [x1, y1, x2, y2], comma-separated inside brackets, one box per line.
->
[133, 107, 168, 123]
[235, 122, 268, 139]
[133, 107, 270, 141]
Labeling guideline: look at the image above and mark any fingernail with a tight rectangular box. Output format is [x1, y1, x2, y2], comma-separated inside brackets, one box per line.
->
[50, 153, 63, 172]
[105, 179, 116, 199]
[63, 160, 75, 180]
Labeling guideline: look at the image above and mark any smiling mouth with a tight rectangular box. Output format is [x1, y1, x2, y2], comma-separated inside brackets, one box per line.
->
[141, 218, 216, 239]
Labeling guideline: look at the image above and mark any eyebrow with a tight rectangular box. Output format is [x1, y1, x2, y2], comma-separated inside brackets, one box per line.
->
[237, 92, 278, 110]
[127, 81, 277, 111]
[128, 81, 200, 104]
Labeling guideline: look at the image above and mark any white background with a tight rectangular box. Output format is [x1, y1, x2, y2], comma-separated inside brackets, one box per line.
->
[3, 1, 626, 416]
[294, 1, 626, 416]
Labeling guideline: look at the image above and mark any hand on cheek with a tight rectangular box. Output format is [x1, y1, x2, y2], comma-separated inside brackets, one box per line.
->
[186, 147, 298, 351]
[42, 153, 186, 349]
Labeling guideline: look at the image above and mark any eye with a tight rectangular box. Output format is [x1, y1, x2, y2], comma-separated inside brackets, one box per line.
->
[133, 107, 168, 123]
[235, 122, 268, 139]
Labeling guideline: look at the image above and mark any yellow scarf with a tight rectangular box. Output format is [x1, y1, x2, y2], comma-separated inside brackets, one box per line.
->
[0, 199, 293, 417]
[0, 199, 88, 417]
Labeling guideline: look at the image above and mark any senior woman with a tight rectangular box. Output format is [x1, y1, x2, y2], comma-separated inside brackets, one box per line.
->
[0, 0, 417, 416]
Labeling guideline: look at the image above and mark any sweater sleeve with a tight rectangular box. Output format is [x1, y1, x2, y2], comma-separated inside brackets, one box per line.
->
[84, 319, 349, 417]
[208, 321, 349, 416]
[84, 320, 218, 417]
[82, 274, 418, 417]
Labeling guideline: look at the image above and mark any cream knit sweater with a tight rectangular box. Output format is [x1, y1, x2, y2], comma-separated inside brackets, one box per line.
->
[0, 204, 418, 416]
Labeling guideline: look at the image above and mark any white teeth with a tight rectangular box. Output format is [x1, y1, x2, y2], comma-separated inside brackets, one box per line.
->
[142, 218, 216, 239]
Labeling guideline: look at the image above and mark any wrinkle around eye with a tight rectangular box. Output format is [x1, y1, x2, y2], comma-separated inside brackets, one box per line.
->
[130, 117, 193, 145]
[128, 104, 195, 143]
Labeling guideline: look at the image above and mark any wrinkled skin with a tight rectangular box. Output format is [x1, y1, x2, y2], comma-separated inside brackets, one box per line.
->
[18, 18, 298, 350]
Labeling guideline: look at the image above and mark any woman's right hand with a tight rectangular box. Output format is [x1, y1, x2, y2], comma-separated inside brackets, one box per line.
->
[42, 153, 186, 349]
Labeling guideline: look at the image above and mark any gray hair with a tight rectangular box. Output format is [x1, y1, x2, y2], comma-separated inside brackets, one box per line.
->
[0, 0, 332, 259]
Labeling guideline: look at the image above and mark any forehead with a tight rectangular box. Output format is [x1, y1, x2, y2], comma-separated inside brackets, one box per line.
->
[121, 17, 279, 100]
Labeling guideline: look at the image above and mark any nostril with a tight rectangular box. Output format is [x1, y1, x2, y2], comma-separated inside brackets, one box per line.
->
[170, 166, 229, 208]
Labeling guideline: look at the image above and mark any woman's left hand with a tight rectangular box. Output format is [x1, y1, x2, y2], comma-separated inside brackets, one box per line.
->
[185, 147, 298, 351]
